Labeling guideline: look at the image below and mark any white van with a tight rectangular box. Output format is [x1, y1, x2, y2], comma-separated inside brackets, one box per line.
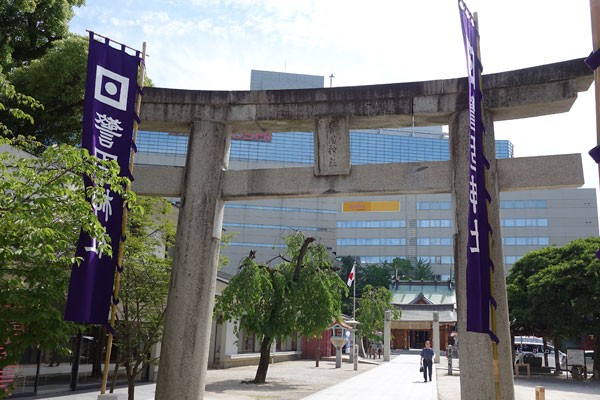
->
[514, 336, 566, 368]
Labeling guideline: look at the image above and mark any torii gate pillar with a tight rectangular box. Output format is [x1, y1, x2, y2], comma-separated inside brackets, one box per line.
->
[450, 110, 514, 400]
[154, 120, 228, 400]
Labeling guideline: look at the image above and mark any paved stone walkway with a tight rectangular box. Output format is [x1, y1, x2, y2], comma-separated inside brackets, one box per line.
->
[17, 352, 600, 400]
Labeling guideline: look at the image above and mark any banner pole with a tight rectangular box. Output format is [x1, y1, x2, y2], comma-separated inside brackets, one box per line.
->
[591, 0, 600, 183]
[100, 41, 147, 395]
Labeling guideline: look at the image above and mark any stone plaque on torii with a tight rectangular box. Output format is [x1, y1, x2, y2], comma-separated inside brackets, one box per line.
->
[133, 58, 592, 400]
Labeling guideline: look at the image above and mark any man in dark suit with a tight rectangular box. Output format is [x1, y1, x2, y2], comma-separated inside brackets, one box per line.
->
[420, 340, 434, 382]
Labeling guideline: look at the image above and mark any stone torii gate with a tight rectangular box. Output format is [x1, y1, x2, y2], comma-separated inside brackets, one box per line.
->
[133, 58, 592, 400]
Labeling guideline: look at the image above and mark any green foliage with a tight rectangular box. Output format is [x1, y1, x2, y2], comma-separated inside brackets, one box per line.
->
[0, 137, 133, 376]
[389, 257, 413, 279]
[359, 262, 394, 289]
[215, 233, 347, 381]
[0, 71, 43, 136]
[0, 0, 84, 140]
[8, 34, 88, 145]
[114, 197, 175, 398]
[355, 285, 399, 343]
[217, 233, 347, 338]
[0, 0, 85, 69]
[412, 257, 434, 280]
[507, 237, 600, 376]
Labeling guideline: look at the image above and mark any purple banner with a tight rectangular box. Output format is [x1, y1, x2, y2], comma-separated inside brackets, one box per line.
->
[64, 33, 140, 324]
[458, 1, 497, 341]
[585, 48, 600, 71]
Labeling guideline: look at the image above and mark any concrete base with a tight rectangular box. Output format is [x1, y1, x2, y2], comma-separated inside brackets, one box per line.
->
[97, 394, 127, 400]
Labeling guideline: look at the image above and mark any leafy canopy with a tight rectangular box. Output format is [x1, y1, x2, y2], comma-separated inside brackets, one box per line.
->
[506, 237, 600, 376]
[215, 233, 348, 340]
[0, 136, 133, 370]
[356, 284, 399, 343]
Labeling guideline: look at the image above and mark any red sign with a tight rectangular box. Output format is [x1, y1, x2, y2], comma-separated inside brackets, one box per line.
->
[232, 132, 272, 142]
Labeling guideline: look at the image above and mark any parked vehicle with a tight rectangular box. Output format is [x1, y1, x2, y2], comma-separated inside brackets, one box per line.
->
[513, 336, 566, 368]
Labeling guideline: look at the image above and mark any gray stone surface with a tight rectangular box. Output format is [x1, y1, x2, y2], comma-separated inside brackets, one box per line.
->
[314, 116, 351, 176]
[155, 121, 229, 400]
[133, 153, 584, 199]
[139, 58, 592, 133]
[17, 355, 600, 400]
[449, 110, 514, 400]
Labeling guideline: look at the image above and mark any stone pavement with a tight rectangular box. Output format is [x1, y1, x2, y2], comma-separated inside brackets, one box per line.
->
[19, 351, 600, 400]
[304, 353, 436, 400]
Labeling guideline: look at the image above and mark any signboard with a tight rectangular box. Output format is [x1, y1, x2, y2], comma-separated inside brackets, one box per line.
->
[342, 201, 400, 213]
[567, 349, 585, 366]
[231, 132, 272, 142]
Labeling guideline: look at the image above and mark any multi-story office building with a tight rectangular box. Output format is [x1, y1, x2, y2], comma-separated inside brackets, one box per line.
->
[135, 71, 599, 278]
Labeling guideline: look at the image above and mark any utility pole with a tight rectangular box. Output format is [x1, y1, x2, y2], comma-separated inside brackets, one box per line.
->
[329, 73, 335, 88]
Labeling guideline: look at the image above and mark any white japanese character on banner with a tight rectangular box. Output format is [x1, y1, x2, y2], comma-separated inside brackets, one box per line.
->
[95, 112, 123, 149]
[92, 188, 114, 223]
[85, 237, 106, 259]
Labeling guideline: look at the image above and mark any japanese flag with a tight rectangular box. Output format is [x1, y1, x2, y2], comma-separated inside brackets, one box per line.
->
[347, 264, 355, 287]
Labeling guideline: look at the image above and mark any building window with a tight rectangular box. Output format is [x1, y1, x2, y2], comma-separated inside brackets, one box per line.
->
[336, 238, 406, 246]
[417, 219, 452, 228]
[358, 256, 405, 264]
[500, 200, 547, 209]
[337, 220, 406, 228]
[505, 256, 522, 265]
[238, 328, 259, 353]
[225, 204, 336, 214]
[277, 334, 298, 351]
[417, 238, 453, 246]
[419, 256, 454, 264]
[416, 202, 452, 210]
[229, 242, 287, 248]
[503, 237, 549, 246]
[501, 219, 548, 227]
[223, 222, 320, 231]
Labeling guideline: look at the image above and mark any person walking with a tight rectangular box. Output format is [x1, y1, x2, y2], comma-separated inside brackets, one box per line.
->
[420, 340, 434, 382]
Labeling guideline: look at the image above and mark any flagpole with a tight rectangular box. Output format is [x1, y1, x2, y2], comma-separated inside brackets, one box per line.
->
[353, 261, 356, 320]
[100, 41, 147, 395]
[591, 0, 600, 184]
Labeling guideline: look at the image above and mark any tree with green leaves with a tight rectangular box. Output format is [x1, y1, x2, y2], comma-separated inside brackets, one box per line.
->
[0, 137, 133, 398]
[507, 237, 600, 378]
[1, 0, 84, 142]
[0, 0, 85, 70]
[0, 72, 43, 136]
[412, 257, 434, 280]
[389, 257, 413, 280]
[359, 262, 394, 289]
[355, 285, 399, 352]
[215, 233, 348, 383]
[8, 34, 88, 145]
[112, 197, 175, 400]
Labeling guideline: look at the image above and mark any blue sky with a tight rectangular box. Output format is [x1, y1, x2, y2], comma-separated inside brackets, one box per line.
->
[69, 1, 600, 197]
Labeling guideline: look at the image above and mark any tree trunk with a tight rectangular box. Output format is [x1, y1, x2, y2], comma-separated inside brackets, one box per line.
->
[253, 336, 272, 383]
[553, 335, 561, 374]
[126, 363, 136, 400]
[594, 332, 600, 380]
[542, 337, 549, 367]
[91, 325, 105, 378]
